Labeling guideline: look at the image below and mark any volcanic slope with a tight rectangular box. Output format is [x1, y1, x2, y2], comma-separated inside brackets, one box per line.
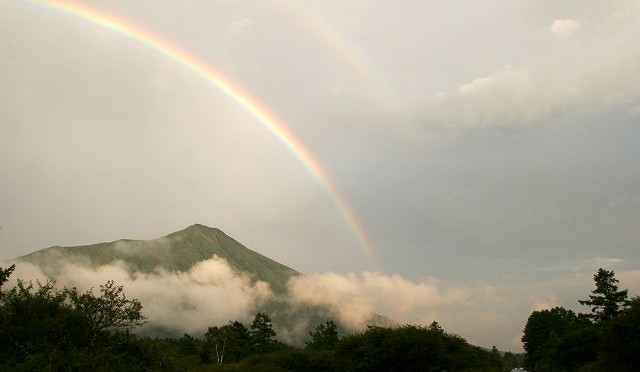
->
[17, 224, 299, 294]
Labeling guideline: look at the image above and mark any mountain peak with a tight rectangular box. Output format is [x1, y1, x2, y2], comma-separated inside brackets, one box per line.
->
[18, 225, 300, 293]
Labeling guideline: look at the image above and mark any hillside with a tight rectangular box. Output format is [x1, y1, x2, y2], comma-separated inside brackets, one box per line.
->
[17, 224, 300, 294]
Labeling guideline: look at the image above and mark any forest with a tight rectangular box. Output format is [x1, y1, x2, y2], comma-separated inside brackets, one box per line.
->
[2, 264, 638, 371]
[521, 268, 640, 371]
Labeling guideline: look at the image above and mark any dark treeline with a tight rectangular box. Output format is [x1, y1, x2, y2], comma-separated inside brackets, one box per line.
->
[522, 268, 640, 371]
[0, 264, 510, 371]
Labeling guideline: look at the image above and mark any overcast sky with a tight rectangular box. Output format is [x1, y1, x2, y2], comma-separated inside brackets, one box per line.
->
[2, 0, 640, 350]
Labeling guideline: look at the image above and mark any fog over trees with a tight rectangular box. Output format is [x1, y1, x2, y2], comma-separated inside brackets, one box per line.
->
[3, 264, 639, 370]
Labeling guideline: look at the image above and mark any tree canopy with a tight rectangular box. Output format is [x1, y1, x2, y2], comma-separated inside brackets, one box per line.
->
[306, 320, 339, 350]
[0, 265, 147, 370]
[522, 268, 638, 371]
[579, 268, 630, 323]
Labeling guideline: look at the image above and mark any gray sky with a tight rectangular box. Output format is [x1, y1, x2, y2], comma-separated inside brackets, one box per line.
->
[2, 0, 640, 350]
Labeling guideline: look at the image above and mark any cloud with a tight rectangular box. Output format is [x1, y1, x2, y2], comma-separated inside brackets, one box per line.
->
[284, 272, 566, 350]
[425, 65, 538, 129]
[550, 19, 581, 39]
[230, 17, 254, 31]
[617, 270, 640, 295]
[11, 257, 273, 335]
[11, 260, 632, 351]
[630, 105, 640, 116]
[542, 257, 624, 273]
[286, 271, 469, 329]
[530, 296, 559, 312]
[419, 4, 640, 130]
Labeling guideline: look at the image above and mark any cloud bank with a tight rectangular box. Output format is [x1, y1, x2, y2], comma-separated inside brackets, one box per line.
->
[419, 4, 640, 130]
[12, 257, 273, 335]
[6, 254, 640, 351]
[287, 271, 468, 328]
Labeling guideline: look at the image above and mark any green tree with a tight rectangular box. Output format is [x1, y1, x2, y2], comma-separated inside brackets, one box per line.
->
[521, 306, 582, 370]
[596, 296, 640, 370]
[250, 312, 276, 354]
[66, 280, 147, 346]
[204, 326, 227, 364]
[306, 320, 339, 350]
[201, 320, 251, 364]
[579, 268, 630, 323]
[0, 265, 15, 291]
[502, 351, 525, 370]
[176, 333, 198, 355]
[335, 324, 504, 371]
[0, 269, 148, 370]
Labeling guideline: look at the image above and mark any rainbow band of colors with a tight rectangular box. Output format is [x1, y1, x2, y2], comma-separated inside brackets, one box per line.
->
[26, 0, 379, 269]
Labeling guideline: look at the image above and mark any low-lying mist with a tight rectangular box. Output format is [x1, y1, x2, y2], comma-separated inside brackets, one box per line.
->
[9, 255, 614, 351]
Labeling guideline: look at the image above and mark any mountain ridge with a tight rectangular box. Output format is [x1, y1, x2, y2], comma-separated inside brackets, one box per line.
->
[17, 223, 300, 294]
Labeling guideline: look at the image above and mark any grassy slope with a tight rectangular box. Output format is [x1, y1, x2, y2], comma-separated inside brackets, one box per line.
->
[17, 224, 300, 294]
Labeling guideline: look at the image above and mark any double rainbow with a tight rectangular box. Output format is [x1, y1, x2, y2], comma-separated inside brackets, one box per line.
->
[23, 0, 379, 269]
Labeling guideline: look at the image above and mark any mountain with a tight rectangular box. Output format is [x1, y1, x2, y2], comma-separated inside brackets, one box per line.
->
[15, 224, 393, 343]
[17, 224, 299, 294]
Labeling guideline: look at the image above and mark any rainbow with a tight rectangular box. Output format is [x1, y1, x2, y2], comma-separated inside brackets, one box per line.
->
[269, 0, 398, 115]
[22, 0, 380, 269]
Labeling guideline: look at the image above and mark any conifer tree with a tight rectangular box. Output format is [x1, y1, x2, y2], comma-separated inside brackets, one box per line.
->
[579, 268, 630, 323]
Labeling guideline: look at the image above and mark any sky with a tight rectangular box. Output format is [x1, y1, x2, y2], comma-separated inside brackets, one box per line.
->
[1, 0, 640, 351]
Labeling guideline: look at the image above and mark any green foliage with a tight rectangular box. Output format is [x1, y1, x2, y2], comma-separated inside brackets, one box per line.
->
[306, 320, 339, 350]
[521, 306, 582, 368]
[66, 280, 146, 344]
[18, 224, 300, 294]
[502, 351, 525, 370]
[522, 268, 639, 371]
[579, 268, 630, 323]
[334, 324, 505, 372]
[0, 264, 15, 291]
[594, 296, 640, 371]
[203, 321, 251, 364]
[250, 312, 277, 354]
[0, 266, 148, 371]
[223, 349, 335, 372]
[177, 333, 199, 355]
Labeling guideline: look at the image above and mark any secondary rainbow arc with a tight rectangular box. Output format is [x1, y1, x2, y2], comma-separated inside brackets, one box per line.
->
[25, 0, 380, 269]
[269, 0, 399, 114]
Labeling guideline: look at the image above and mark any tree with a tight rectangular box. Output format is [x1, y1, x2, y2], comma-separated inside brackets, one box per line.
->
[66, 280, 146, 346]
[177, 333, 198, 355]
[335, 324, 504, 371]
[204, 326, 227, 364]
[0, 274, 147, 370]
[202, 320, 251, 364]
[0, 265, 15, 295]
[597, 296, 640, 370]
[250, 312, 276, 354]
[521, 306, 581, 370]
[306, 320, 339, 350]
[579, 268, 630, 323]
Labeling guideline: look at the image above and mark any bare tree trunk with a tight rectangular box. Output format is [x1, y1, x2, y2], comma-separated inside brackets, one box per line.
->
[215, 338, 226, 364]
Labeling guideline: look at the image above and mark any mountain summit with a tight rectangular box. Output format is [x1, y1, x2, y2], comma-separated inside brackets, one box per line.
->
[17, 224, 299, 293]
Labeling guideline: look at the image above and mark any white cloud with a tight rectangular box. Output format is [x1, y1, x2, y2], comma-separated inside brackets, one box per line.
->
[11, 261, 632, 351]
[630, 105, 640, 116]
[530, 296, 559, 312]
[425, 65, 538, 129]
[542, 257, 624, 273]
[230, 17, 254, 31]
[286, 271, 469, 328]
[550, 19, 581, 39]
[12, 257, 273, 335]
[419, 4, 640, 130]
[617, 270, 640, 295]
